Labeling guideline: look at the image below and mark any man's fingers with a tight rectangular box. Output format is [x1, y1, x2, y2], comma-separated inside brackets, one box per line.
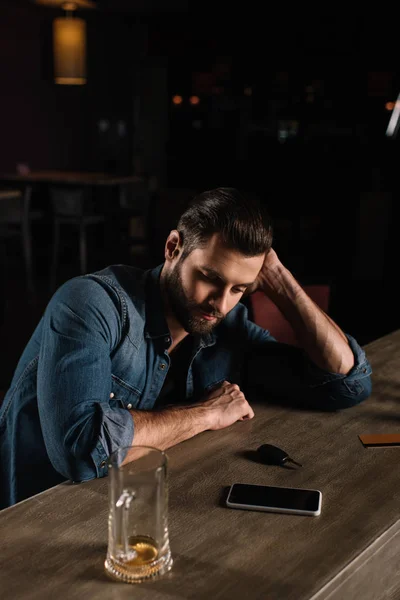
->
[203, 383, 254, 430]
[229, 387, 242, 397]
[239, 408, 255, 420]
[208, 381, 242, 398]
[222, 381, 241, 393]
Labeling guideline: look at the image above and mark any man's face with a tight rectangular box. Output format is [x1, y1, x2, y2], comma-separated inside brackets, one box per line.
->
[164, 233, 265, 335]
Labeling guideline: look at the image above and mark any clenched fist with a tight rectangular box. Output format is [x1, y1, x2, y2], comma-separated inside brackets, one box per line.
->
[201, 381, 254, 430]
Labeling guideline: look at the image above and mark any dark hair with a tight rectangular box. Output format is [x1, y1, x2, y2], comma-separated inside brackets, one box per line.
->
[177, 187, 273, 258]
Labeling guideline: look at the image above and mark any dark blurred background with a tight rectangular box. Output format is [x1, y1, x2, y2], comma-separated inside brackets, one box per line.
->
[1, 0, 399, 389]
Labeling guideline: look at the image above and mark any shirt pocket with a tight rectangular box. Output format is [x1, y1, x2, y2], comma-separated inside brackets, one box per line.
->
[110, 375, 141, 410]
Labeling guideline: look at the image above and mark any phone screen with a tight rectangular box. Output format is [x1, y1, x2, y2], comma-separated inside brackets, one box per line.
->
[228, 483, 321, 512]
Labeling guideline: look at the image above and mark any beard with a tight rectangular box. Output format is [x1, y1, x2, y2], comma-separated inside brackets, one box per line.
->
[163, 260, 225, 335]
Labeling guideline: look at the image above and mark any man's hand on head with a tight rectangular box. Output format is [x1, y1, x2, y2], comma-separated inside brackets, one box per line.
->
[260, 247, 281, 271]
[243, 248, 283, 298]
[256, 247, 285, 290]
[246, 247, 356, 375]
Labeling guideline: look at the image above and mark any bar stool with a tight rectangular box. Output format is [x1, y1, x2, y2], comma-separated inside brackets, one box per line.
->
[0, 187, 40, 296]
[49, 186, 105, 291]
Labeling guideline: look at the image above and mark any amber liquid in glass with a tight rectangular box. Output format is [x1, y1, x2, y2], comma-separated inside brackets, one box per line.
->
[105, 535, 168, 583]
[124, 536, 158, 566]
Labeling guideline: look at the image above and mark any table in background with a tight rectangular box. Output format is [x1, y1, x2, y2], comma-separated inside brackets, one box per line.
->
[0, 331, 399, 600]
[0, 170, 149, 277]
[0, 170, 146, 212]
[0, 170, 146, 220]
[0, 170, 144, 187]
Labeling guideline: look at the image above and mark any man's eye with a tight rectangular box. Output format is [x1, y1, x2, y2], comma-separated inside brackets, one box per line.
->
[201, 272, 216, 282]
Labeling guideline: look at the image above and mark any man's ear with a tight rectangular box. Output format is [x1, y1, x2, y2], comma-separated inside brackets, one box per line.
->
[165, 230, 182, 261]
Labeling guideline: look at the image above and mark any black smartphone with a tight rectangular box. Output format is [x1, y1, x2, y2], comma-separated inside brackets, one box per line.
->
[226, 483, 322, 516]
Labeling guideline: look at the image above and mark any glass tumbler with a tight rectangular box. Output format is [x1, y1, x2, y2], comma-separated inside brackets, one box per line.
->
[104, 446, 173, 583]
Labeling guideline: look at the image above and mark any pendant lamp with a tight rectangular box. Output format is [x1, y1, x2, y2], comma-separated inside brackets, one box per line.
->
[53, 2, 87, 85]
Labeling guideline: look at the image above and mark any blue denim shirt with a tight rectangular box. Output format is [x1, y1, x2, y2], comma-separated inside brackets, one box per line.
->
[0, 264, 372, 508]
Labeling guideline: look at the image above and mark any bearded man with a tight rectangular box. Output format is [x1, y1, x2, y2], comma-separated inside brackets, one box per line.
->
[0, 188, 372, 508]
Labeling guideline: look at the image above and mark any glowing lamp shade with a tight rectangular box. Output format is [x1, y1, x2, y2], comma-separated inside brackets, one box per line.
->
[53, 17, 86, 85]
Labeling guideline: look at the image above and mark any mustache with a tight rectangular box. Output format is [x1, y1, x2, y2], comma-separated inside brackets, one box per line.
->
[198, 305, 224, 319]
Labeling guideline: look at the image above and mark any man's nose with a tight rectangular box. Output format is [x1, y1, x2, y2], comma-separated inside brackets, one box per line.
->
[211, 290, 230, 316]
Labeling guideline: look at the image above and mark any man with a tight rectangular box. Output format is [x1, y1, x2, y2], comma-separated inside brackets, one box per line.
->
[0, 188, 372, 509]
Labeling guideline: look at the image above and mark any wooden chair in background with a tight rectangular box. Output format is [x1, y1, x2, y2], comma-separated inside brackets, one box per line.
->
[0, 187, 44, 296]
[247, 284, 331, 345]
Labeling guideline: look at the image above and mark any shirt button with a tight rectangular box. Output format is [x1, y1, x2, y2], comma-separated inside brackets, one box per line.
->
[127, 403, 132, 409]
[100, 460, 106, 468]
[165, 337, 171, 345]
[160, 363, 166, 370]
[110, 392, 115, 399]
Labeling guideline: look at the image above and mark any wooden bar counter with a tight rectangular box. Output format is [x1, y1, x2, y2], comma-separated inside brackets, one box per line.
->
[1, 331, 399, 599]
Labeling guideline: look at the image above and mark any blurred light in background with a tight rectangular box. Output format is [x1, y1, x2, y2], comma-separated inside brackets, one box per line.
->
[278, 120, 299, 144]
[386, 94, 400, 137]
[189, 95, 200, 105]
[53, 3, 87, 85]
[172, 95, 183, 105]
[34, 0, 95, 6]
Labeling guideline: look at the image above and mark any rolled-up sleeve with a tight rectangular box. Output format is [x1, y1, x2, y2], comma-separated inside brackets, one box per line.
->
[300, 333, 372, 409]
[94, 406, 134, 475]
[37, 277, 134, 482]
[240, 306, 372, 410]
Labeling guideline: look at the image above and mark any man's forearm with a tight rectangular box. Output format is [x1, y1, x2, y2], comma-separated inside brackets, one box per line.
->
[258, 263, 354, 374]
[121, 404, 211, 465]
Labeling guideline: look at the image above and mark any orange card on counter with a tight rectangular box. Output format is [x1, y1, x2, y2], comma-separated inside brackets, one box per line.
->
[359, 434, 400, 447]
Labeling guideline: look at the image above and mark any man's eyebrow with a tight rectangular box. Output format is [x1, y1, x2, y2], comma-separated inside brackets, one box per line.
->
[201, 266, 254, 288]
